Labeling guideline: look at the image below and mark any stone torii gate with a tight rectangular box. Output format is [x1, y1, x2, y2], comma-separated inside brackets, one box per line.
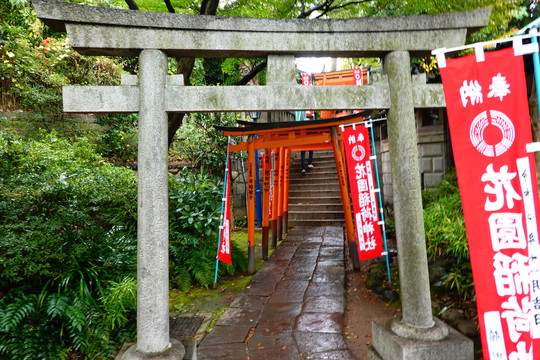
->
[33, 1, 490, 359]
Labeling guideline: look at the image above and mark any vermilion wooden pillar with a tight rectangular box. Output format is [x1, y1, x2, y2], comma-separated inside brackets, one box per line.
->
[261, 150, 271, 260]
[276, 147, 285, 242]
[247, 135, 256, 273]
[283, 148, 291, 233]
[271, 148, 279, 249]
[331, 126, 360, 270]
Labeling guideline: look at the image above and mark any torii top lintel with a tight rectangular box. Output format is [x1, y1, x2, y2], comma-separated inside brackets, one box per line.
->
[33, 0, 491, 58]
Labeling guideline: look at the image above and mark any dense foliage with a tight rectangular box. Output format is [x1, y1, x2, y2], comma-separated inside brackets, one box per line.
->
[0, 131, 138, 359]
[169, 169, 247, 291]
[0, 131, 245, 359]
[171, 111, 237, 174]
[423, 169, 474, 300]
[0, 0, 125, 112]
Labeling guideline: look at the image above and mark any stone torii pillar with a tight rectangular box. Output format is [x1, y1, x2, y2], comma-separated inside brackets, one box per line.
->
[122, 51, 186, 359]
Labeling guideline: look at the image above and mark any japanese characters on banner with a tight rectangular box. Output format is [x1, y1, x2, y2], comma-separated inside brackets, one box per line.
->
[217, 159, 231, 265]
[342, 124, 383, 260]
[301, 74, 313, 118]
[440, 47, 540, 359]
[301, 73, 311, 86]
[353, 67, 363, 86]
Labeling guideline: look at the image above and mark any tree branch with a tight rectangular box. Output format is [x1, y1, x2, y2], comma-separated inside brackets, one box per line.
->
[200, 0, 219, 15]
[297, 1, 329, 18]
[234, 61, 267, 85]
[124, 0, 139, 10]
[298, 0, 372, 19]
[164, 0, 175, 13]
[319, 0, 372, 17]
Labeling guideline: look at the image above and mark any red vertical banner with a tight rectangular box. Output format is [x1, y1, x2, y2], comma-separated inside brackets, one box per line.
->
[440, 47, 540, 359]
[301, 74, 313, 117]
[217, 159, 231, 265]
[353, 67, 363, 86]
[342, 124, 383, 260]
[301, 73, 311, 86]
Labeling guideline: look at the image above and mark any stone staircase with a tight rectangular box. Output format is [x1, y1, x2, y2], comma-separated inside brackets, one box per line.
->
[287, 150, 346, 226]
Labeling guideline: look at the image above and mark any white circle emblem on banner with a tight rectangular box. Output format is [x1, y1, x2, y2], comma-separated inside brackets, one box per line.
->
[351, 145, 366, 162]
[469, 110, 515, 157]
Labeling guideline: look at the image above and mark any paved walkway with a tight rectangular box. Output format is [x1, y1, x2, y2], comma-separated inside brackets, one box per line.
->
[198, 226, 355, 360]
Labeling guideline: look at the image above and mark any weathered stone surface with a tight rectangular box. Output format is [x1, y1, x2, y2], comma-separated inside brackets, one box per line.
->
[319, 246, 343, 258]
[294, 331, 349, 354]
[267, 55, 296, 85]
[385, 50, 434, 330]
[63, 82, 394, 113]
[247, 334, 300, 360]
[35, 0, 490, 57]
[268, 245, 297, 261]
[199, 325, 251, 345]
[118, 339, 185, 360]
[198, 343, 247, 360]
[312, 266, 345, 284]
[216, 308, 262, 327]
[34, 0, 491, 35]
[230, 294, 269, 310]
[306, 350, 357, 360]
[370, 318, 473, 360]
[294, 312, 343, 333]
[247, 332, 297, 357]
[258, 303, 303, 335]
[306, 282, 344, 297]
[269, 279, 310, 303]
[457, 319, 479, 337]
[241, 276, 279, 295]
[136, 49, 170, 354]
[303, 296, 344, 314]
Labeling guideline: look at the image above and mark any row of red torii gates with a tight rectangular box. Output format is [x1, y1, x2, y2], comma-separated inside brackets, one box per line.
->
[217, 111, 376, 272]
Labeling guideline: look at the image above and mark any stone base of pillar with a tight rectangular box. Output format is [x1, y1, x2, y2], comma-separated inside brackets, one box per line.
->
[347, 241, 361, 271]
[116, 339, 186, 360]
[368, 318, 473, 360]
[247, 246, 255, 274]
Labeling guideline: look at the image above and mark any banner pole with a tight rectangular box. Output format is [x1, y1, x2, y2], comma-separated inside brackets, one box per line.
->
[214, 137, 231, 288]
[531, 28, 540, 119]
[367, 120, 391, 283]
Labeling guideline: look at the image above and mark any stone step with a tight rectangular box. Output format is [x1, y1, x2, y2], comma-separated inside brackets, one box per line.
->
[288, 203, 346, 212]
[288, 182, 339, 191]
[287, 149, 344, 226]
[287, 218, 346, 227]
[288, 210, 345, 220]
[290, 157, 336, 166]
[288, 188, 341, 198]
[289, 171, 338, 180]
[288, 196, 343, 205]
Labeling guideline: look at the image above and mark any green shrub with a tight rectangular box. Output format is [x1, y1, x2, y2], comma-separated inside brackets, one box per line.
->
[96, 113, 138, 162]
[423, 169, 475, 300]
[171, 112, 237, 174]
[0, 1, 123, 112]
[0, 129, 248, 358]
[0, 130, 138, 359]
[169, 169, 247, 290]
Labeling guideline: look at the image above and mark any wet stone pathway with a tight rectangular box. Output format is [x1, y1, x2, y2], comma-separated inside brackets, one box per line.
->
[198, 226, 356, 360]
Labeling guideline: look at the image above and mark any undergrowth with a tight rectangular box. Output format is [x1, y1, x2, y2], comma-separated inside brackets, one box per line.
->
[0, 130, 246, 359]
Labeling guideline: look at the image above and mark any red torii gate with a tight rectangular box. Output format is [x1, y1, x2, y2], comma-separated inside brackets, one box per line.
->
[216, 111, 375, 272]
